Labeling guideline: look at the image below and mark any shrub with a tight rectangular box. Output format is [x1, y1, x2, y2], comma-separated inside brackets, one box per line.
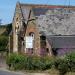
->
[6, 53, 26, 70]
[65, 52, 75, 72]
[7, 52, 75, 74]
[25, 56, 34, 70]
[13, 54, 26, 70]
[6, 53, 54, 71]
[6, 53, 16, 69]
[53, 52, 75, 75]
[43, 56, 54, 70]
[54, 58, 68, 75]
[31, 56, 41, 70]
[32, 56, 54, 70]
[58, 60, 68, 75]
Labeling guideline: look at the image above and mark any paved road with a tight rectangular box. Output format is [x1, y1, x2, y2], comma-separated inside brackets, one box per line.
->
[0, 68, 49, 75]
[0, 69, 25, 75]
[0, 70, 49, 75]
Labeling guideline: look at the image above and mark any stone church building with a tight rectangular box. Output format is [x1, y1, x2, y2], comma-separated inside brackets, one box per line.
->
[9, 2, 75, 56]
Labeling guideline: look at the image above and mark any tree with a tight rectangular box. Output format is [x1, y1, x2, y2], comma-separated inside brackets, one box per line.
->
[2, 23, 12, 36]
[0, 35, 8, 51]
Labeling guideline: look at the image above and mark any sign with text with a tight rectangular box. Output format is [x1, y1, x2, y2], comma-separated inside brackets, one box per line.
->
[25, 36, 33, 48]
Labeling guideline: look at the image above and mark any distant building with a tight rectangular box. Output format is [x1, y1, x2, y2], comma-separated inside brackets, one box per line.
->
[9, 2, 75, 56]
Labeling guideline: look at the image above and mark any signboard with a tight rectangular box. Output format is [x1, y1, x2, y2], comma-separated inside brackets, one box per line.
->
[25, 36, 33, 48]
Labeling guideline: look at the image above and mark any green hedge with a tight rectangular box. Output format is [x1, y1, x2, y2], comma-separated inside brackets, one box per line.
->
[53, 52, 75, 75]
[54, 58, 68, 75]
[6, 52, 75, 75]
[6, 53, 53, 70]
[65, 52, 75, 72]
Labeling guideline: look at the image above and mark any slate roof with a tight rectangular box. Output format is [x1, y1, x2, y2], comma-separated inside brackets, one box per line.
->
[19, 3, 75, 49]
[47, 35, 75, 48]
[20, 3, 75, 35]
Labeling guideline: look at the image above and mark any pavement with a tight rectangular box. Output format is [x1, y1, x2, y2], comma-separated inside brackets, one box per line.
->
[0, 68, 49, 75]
[0, 68, 25, 75]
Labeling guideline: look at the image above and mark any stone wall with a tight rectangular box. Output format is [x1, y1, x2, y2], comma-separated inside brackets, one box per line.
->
[12, 2, 23, 53]
[25, 20, 41, 55]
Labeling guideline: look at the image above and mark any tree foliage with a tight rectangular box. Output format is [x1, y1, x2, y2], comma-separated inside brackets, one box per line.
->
[0, 23, 12, 52]
[2, 23, 12, 36]
[0, 35, 8, 51]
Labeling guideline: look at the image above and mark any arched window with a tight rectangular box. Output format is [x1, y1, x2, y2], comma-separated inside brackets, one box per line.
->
[40, 35, 46, 40]
[40, 35, 46, 48]
[29, 32, 34, 39]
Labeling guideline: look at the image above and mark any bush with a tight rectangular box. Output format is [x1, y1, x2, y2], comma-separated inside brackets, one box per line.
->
[7, 52, 75, 74]
[54, 58, 68, 75]
[13, 54, 26, 70]
[42, 56, 54, 70]
[6, 53, 16, 69]
[53, 52, 75, 75]
[58, 60, 68, 75]
[65, 52, 75, 72]
[32, 56, 54, 70]
[6, 53, 54, 70]
[6, 53, 26, 70]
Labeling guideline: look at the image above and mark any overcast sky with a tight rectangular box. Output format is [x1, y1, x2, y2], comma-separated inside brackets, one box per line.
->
[0, 0, 75, 25]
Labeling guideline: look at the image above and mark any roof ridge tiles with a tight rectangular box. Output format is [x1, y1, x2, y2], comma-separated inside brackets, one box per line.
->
[20, 3, 75, 8]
